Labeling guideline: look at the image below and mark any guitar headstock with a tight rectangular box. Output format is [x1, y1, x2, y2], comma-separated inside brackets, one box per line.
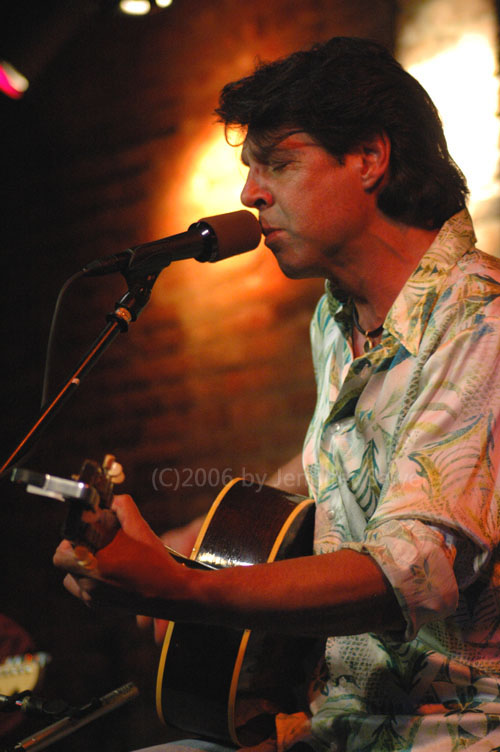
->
[63, 455, 125, 552]
[72, 455, 124, 510]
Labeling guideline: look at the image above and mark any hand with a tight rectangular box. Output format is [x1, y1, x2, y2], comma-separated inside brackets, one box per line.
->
[53, 494, 181, 611]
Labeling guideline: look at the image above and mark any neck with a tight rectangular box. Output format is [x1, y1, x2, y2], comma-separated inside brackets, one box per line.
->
[332, 220, 439, 331]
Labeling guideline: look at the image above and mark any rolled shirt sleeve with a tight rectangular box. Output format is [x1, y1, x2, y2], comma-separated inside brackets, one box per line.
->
[344, 519, 459, 641]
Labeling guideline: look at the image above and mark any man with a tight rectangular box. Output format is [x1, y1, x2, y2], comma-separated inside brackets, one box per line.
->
[54, 37, 500, 751]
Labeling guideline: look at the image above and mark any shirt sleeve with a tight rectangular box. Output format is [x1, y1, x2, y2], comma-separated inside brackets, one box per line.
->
[343, 519, 459, 640]
[348, 318, 500, 640]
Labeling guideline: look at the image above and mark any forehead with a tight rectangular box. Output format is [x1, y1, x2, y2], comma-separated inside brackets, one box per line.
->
[241, 131, 319, 165]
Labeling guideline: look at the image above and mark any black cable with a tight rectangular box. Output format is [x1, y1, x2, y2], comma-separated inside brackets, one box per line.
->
[40, 270, 86, 408]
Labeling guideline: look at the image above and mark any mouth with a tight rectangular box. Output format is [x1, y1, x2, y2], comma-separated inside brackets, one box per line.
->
[260, 224, 282, 242]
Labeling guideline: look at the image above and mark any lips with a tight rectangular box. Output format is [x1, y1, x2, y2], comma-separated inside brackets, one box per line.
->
[260, 223, 282, 239]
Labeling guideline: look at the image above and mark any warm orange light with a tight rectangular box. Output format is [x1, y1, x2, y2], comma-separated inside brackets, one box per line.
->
[148, 121, 297, 329]
[152, 124, 268, 278]
[179, 127, 250, 226]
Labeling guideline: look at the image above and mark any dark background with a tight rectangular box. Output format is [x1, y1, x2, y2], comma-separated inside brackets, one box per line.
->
[0, 2, 495, 750]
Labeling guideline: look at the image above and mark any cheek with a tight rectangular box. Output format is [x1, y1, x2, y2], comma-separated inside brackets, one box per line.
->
[296, 199, 342, 241]
[312, 179, 366, 232]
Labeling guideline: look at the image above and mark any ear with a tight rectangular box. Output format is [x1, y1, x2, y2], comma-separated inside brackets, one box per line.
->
[359, 131, 391, 192]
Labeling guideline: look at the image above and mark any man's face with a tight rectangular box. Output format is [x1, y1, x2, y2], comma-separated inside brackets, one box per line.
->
[240, 131, 374, 281]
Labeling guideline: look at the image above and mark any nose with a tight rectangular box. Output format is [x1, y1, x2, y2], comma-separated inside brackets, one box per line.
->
[240, 170, 273, 209]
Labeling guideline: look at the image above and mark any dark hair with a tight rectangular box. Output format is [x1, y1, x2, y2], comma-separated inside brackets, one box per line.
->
[215, 37, 468, 229]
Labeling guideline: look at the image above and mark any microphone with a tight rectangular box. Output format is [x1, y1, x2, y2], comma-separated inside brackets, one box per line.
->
[82, 210, 262, 277]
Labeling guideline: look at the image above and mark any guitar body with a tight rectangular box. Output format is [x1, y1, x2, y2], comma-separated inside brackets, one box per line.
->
[156, 478, 316, 747]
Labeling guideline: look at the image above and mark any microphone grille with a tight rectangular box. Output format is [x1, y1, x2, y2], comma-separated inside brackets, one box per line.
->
[198, 210, 262, 261]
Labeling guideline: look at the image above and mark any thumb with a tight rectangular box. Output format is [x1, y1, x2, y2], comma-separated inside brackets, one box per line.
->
[111, 494, 160, 547]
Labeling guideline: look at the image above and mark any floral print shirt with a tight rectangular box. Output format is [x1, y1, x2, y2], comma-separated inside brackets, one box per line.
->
[299, 210, 500, 751]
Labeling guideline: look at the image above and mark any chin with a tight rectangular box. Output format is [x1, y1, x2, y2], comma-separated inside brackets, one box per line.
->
[273, 256, 323, 281]
[269, 243, 326, 280]
[273, 257, 302, 279]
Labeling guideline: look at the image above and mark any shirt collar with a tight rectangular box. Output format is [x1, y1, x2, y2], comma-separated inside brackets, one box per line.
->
[386, 209, 476, 356]
[325, 209, 476, 357]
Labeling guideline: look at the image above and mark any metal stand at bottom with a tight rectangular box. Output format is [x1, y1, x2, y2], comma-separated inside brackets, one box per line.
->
[2, 682, 139, 752]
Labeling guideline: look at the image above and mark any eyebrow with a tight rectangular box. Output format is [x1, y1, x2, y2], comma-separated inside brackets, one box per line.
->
[240, 129, 319, 167]
[241, 131, 316, 167]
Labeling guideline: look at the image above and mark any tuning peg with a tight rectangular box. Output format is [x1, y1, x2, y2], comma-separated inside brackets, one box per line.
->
[103, 454, 125, 485]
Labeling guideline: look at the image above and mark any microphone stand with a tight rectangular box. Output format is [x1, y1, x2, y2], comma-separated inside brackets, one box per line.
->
[1, 682, 139, 751]
[0, 270, 157, 477]
[1, 211, 261, 477]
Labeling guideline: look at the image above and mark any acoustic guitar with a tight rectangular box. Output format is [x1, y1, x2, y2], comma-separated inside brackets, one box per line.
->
[12, 460, 317, 747]
[156, 477, 316, 747]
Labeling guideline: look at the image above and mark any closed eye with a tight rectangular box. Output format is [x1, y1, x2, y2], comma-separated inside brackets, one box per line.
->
[269, 160, 291, 173]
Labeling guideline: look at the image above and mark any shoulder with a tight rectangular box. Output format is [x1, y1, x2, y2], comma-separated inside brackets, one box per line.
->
[458, 246, 500, 282]
[445, 248, 500, 315]
[420, 249, 500, 357]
